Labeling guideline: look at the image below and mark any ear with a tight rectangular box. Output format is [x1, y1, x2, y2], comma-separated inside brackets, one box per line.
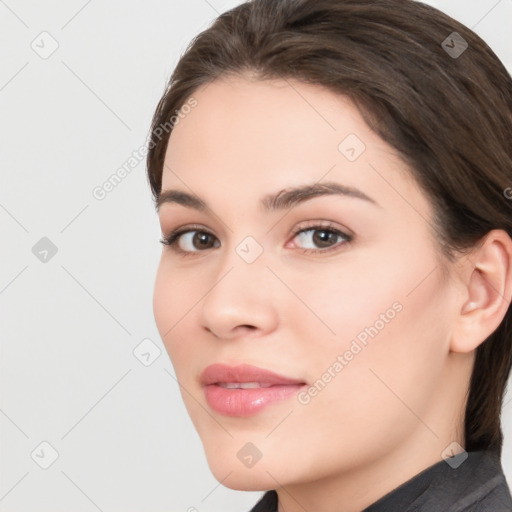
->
[450, 229, 512, 354]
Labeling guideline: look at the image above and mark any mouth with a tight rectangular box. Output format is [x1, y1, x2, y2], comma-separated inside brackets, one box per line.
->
[217, 382, 274, 389]
[200, 363, 306, 386]
[200, 363, 307, 417]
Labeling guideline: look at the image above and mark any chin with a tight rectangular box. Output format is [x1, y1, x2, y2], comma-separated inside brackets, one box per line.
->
[211, 468, 276, 492]
[203, 451, 284, 491]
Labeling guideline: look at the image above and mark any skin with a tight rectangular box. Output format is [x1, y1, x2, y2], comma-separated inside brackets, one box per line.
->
[153, 74, 512, 512]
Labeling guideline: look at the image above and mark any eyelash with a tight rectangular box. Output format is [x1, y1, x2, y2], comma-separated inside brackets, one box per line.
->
[159, 221, 352, 256]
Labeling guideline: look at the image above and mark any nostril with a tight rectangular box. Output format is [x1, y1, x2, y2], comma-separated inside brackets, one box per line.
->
[235, 325, 257, 334]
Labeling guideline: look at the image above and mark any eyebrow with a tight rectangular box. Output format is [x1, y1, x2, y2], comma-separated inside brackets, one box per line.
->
[156, 181, 380, 213]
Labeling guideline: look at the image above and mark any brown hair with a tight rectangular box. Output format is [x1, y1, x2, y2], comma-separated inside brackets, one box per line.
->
[146, 0, 512, 454]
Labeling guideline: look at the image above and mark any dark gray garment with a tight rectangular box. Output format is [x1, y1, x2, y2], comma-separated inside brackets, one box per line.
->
[249, 450, 512, 511]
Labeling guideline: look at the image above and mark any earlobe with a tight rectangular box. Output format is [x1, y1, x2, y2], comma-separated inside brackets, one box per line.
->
[450, 229, 512, 354]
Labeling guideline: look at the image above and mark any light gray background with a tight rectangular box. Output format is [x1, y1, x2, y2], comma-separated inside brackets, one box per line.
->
[1, 1, 511, 511]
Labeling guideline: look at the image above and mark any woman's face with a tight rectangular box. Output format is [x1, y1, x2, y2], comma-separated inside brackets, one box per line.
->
[153, 75, 468, 494]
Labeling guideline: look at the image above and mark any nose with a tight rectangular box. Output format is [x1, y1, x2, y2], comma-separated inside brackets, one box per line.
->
[199, 249, 279, 340]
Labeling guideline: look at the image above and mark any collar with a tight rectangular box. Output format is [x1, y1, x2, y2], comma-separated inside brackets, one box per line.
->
[250, 450, 512, 512]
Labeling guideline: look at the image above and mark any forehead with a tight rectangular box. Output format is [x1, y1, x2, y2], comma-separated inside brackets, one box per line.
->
[166, 75, 367, 167]
[161, 74, 432, 224]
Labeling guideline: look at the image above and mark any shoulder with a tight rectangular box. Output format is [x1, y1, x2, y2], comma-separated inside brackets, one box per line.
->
[449, 450, 512, 511]
[457, 471, 512, 511]
[413, 450, 512, 512]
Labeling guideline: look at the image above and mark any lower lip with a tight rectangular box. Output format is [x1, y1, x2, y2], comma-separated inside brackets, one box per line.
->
[204, 384, 306, 417]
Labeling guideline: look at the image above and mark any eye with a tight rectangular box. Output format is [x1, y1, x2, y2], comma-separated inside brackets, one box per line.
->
[160, 225, 220, 254]
[160, 221, 352, 256]
[289, 223, 352, 253]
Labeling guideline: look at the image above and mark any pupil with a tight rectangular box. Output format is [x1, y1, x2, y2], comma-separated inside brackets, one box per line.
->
[313, 230, 336, 248]
[194, 232, 213, 249]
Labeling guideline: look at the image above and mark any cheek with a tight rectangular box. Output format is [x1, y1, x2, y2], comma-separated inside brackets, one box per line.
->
[278, 250, 408, 355]
[285, 238, 451, 404]
[153, 263, 174, 336]
[152, 261, 196, 360]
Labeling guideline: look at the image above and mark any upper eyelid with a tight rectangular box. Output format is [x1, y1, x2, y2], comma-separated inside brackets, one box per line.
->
[163, 220, 349, 238]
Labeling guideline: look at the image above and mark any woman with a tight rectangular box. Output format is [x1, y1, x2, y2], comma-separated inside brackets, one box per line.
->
[146, 0, 512, 510]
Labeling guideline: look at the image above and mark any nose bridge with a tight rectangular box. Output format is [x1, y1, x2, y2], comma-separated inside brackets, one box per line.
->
[199, 232, 278, 337]
[214, 231, 270, 291]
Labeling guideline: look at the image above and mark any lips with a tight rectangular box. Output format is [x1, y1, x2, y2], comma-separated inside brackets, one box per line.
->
[200, 363, 305, 387]
[200, 363, 307, 417]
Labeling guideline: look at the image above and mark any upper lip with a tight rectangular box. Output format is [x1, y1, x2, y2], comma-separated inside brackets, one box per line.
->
[200, 363, 306, 386]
